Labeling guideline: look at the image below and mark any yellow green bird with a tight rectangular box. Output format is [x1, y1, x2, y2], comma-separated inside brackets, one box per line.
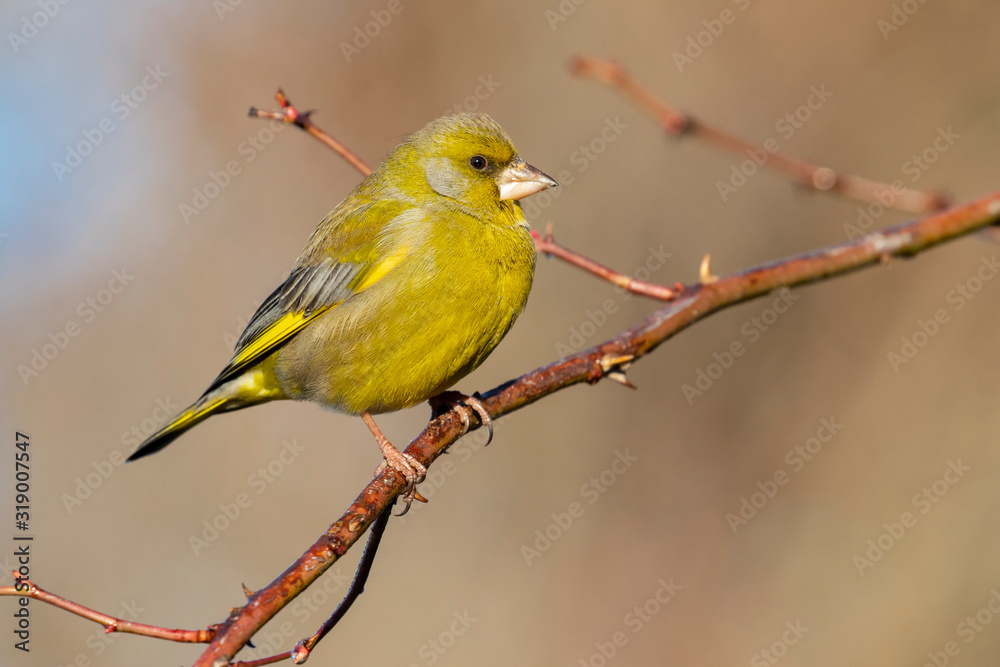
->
[127, 113, 556, 502]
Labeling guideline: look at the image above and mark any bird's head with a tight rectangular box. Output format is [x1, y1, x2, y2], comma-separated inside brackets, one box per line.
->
[386, 113, 557, 217]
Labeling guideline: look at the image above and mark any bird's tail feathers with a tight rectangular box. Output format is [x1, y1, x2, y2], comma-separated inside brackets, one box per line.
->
[126, 394, 230, 462]
[127, 364, 285, 462]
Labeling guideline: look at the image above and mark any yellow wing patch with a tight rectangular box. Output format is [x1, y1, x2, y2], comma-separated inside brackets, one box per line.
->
[231, 309, 327, 368]
[218, 306, 337, 384]
[355, 245, 411, 292]
[211, 233, 413, 389]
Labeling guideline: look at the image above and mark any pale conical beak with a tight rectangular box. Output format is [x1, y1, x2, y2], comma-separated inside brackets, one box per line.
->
[497, 159, 558, 201]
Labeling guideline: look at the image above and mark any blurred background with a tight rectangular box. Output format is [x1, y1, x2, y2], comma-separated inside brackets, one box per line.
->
[3, 1, 1000, 665]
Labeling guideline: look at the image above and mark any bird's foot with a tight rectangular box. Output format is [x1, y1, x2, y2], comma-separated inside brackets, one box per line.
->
[375, 449, 427, 514]
[430, 391, 493, 446]
[363, 412, 427, 515]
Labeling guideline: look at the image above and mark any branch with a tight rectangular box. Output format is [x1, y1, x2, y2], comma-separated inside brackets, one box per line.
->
[22, 91, 994, 666]
[184, 91, 997, 665]
[250, 90, 372, 176]
[195, 100, 1000, 660]
[0, 575, 216, 643]
[571, 54, 950, 214]
[230, 507, 392, 666]
[532, 224, 679, 300]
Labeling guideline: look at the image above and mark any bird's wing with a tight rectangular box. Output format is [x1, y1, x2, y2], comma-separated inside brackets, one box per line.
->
[204, 198, 417, 391]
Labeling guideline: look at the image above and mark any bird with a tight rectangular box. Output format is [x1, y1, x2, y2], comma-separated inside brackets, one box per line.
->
[127, 112, 557, 506]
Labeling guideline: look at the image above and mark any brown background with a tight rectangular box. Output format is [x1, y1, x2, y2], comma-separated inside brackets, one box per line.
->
[3, 1, 1000, 665]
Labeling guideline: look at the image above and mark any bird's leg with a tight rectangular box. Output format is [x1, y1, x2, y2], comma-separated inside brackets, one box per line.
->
[362, 412, 426, 511]
[430, 391, 494, 446]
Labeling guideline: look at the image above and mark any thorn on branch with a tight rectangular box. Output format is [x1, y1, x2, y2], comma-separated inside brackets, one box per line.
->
[596, 353, 636, 388]
[699, 254, 718, 284]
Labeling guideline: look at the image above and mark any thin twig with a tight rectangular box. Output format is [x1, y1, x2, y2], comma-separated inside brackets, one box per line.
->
[0, 575, 216, 643]
[292, 506, 391, 663]
[229, 507, 391, 666]
[532, 226, 679, 300]
[570, 54, 950, 214]
[232, 653, 290, 667]
[250, 90, 372, 176]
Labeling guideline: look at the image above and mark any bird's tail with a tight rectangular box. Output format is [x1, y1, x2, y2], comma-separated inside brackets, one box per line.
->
[127, 365, 285, 462]
[126, 394, 232, 462]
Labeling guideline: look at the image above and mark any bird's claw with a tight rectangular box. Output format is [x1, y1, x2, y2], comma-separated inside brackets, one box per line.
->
[376, 450, 427, 515]
[431, 391, 493, 446]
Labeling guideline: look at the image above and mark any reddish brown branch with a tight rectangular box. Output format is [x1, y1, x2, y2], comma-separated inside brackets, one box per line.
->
[291, 505, 390, 662]
[16, 90, 987, 666]
[532, 226, 679, 300]
[187, 91, 999, 665]
[0, 575, 216, 643]
[194, 184, 1000, 664]
[230, 507, 392, 666]
[234, 655, 290, 667]
[250, 90, 372, 176]
[570, 55, 950, 214]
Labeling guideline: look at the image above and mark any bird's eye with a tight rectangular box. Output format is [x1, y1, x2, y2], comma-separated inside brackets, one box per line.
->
[468, 155, 488, 171]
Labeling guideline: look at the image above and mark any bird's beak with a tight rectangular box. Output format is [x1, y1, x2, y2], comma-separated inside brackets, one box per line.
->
[496, 159, 558, 201]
